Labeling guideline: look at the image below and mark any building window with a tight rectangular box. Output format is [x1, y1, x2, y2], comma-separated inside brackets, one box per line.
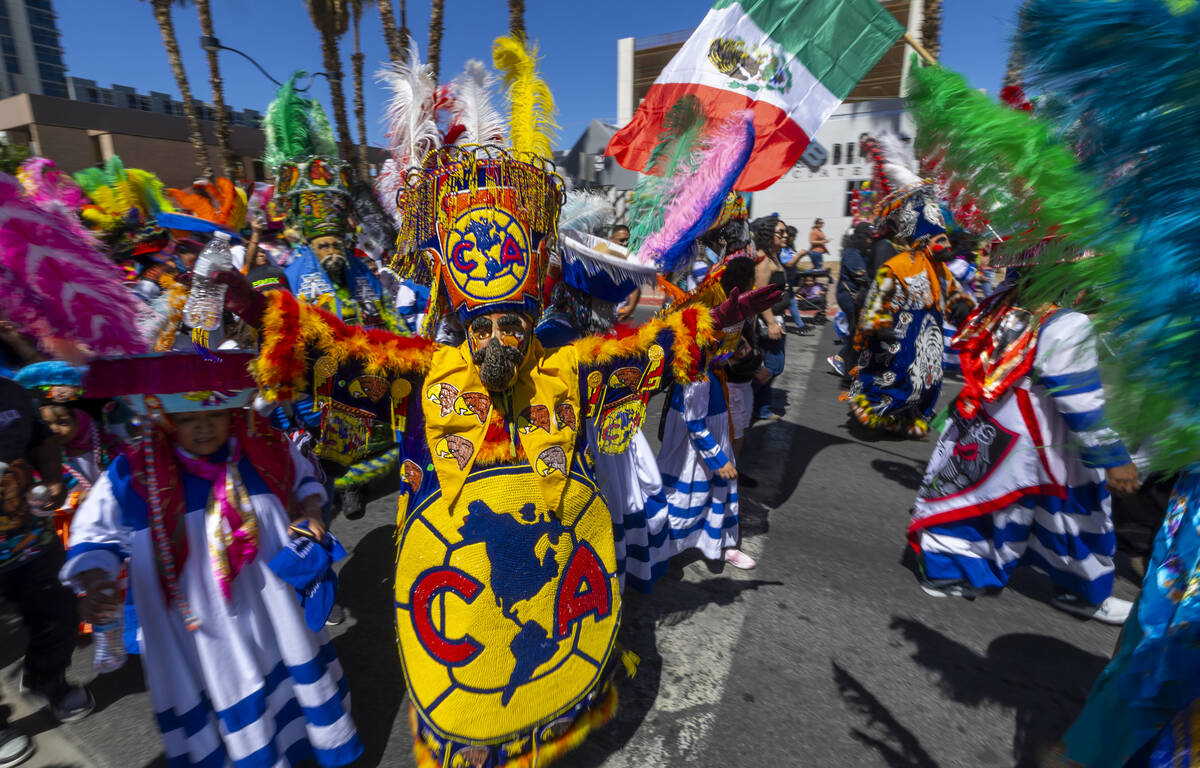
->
[846, 142, 855, 165]
[844, 180, 856, 217]
[832, 143, 843, 165]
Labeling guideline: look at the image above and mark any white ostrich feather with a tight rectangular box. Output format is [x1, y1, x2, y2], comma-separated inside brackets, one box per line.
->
[450, 59, 506, 146]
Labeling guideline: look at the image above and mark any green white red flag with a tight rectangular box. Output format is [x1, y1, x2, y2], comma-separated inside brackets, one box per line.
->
[606, 0, 905, 191]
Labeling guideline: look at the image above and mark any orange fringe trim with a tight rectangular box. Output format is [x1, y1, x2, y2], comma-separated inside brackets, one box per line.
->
[409, 683, 618, 768]
[850, 393, 931, 438]
[255, 291, 436, 400]
[572, 306, 716, 384]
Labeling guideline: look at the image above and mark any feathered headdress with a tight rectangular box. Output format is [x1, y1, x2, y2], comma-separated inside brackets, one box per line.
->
[559, 189, 615, 235]
[450, 59, 506, 147]
[626, 96, 755, 275]
[73, 156, 174, 235]
[264, 73, 353, 241]
[376, 44, 440, 213]
[492, 35, 557, 162]
[17, 157, 94, 244]
[0, 172, 149, 360]
[1015, 0, 1200, 473]
[160, 177, 248, 235]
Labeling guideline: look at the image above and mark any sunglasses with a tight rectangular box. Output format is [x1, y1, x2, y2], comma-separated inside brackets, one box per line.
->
[469, 315, 528, 347]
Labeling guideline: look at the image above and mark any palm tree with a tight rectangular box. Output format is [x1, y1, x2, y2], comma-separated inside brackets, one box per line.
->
[1003, 1, 1032, 88]
[145, 0, 212, 179]
[398, 0, 410, 57]
[508, 0, 524, 39]
[920, 0, 941, 60]
[375, 0, 403, 63]
[428, 0, 444, 81]
[305, 0, 355, 163]
[194, 0, 236, 178]
[349, 0, 372, 178]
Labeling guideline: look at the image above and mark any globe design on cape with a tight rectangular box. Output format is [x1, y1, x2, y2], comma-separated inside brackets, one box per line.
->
[395, 467, 619, 744]
[444, 206, 530, 303]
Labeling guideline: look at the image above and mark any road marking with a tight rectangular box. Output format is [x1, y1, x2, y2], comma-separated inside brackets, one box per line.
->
[597, 332, 819, 766]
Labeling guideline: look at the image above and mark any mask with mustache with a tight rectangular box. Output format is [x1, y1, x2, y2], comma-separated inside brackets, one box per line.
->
[473, 337, 526, 391]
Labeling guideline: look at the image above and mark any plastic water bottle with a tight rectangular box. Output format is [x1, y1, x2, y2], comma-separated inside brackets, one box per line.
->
[92, 587, 127, 673]
[183, 231, 234, 331]
[28, 484, 53, 518]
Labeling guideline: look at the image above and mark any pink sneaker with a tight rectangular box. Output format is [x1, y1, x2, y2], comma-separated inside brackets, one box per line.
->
[723, 548, 757, 570]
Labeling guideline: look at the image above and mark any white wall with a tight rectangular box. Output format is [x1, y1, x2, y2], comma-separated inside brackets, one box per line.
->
[616, 37, 635, 127]
[750, 99, 914, 263]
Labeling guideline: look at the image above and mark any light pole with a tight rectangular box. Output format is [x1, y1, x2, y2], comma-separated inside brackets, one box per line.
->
[199, 35, 327, 91]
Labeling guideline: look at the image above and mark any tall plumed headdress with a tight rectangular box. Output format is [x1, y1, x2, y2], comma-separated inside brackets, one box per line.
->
[264, 73, 353, 242]
[72, 156, 176, 258]
[865, 131, 946, 247]
[376, 44, 441, 218]
[159, 177, 248, 237]
[392, 36, 565, 325]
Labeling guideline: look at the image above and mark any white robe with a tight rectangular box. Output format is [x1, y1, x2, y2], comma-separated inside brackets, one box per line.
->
[62, 441, 362, 767]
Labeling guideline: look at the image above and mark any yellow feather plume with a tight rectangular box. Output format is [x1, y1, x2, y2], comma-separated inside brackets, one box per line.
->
[492, 35, 558, 161]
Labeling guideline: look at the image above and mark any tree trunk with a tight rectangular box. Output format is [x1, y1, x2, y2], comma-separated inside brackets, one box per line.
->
[1004, 0, 1032, 89]
[398, 0, 409, 58]
[428, 0, 444, 82]
[352, 7, 369, 178]
[375, 0, 403, 63]
[920, 0, 941, 60]
[319, 32, 355, 163]
[152, 0, 212, 179]
[194, 0, 235, 178]
[508, 0, 525, 40]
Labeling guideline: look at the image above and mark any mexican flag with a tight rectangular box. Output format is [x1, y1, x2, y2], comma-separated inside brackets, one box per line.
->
[607, 0, 906, 191]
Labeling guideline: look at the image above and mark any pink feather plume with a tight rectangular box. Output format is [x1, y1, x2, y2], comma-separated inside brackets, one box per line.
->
[0, 173, 148, 359]
[636, 110, 755, 272]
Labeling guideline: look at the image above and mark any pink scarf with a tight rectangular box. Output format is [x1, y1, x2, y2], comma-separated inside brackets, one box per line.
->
[174, 440, 258, 601]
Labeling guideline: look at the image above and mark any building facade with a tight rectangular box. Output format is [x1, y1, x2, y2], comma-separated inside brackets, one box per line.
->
[611, 0, 933, 261]
[0, 0, 67, 99]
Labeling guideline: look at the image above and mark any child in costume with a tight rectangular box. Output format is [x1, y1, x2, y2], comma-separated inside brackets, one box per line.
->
[218, 37, 778, 768]
[658, 257, 759, 570]
[63, 352, 362, 768]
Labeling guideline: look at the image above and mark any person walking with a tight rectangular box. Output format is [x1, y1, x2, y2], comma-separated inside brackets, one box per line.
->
[752, 218, 791, 421]
[827, 223, 873, 378]
[808, 218, 829, 270]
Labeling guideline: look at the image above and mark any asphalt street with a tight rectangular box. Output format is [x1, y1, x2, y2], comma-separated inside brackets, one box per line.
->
[0, 320, 1138, 768]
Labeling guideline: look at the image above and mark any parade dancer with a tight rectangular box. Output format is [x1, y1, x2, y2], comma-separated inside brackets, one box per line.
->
[908, 265, 1137, 623]
[219, 36, 779, 768]
[63, 353, 362, 767]
[845, 135, 958, 438]
[264, 75, 397, 519]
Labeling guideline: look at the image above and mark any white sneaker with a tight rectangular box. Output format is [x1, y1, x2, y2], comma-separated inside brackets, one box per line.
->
[919, 578, 981, 599]
[0, 729, 33, 768]
[723, 548, 757, 570]
[1052, 594, 1132, 625]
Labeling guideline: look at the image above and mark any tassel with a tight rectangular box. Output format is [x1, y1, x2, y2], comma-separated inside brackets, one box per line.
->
[617, 643, 640, 679]
[191, 328, 220, 362]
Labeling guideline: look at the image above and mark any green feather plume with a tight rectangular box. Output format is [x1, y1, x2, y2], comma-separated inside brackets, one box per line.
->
[264, 72, 339, 171]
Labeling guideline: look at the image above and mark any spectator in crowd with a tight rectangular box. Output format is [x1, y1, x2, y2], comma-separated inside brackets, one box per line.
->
[0, 376, 92, 768]
[752, 217, 790, 420]
[808, 218, 829, 270]
[611, 224, 642, 323]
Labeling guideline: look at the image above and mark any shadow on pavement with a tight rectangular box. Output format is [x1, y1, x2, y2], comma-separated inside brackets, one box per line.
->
[832, 661, 940, 768]
[572, 576, 781, 767]
[739, 421, 852, 508]
[871, 458, 926, 491]
[888, 617, 1109, 767]
[333, 525, 406, 768]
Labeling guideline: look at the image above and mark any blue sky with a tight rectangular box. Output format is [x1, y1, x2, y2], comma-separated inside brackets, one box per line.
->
[54, 0, 1025, 151]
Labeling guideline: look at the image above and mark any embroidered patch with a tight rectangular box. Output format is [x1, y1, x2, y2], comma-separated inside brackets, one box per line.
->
[349, 375, 389, 402]
[427, 382, 461, 417]
[435, 434, 474, 470]
[596, 396, 646, 455]
[401, 459, 424, 492]
[519, 405, 551, 434]
[554, 403, 577, 432]
[608, 366, 641, 390]
[536, 446, 567, 477]
[454, 392, 490, 424]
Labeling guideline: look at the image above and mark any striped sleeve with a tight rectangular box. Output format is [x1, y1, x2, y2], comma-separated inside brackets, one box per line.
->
[680, 380, 730, 472]
[1035, 311, 1131, 469]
